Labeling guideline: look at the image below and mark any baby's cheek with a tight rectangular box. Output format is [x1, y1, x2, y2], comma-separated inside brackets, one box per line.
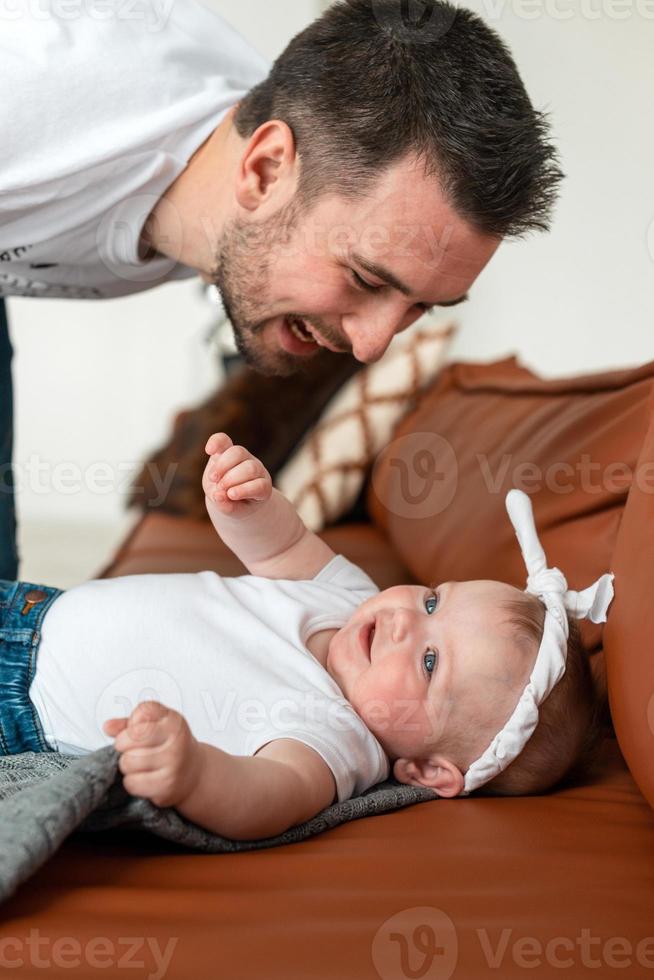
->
[357, 697, 393, 737]
[354, 676, 398, 735]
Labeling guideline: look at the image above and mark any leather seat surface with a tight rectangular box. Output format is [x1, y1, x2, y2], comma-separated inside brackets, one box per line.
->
[4, 738, 653, 980]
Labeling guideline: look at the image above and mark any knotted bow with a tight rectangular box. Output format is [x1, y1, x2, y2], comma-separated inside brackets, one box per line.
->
[461, 490, 614, 796]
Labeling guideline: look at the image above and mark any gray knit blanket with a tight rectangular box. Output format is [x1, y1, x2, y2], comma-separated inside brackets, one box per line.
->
[0, 747, 438, 904]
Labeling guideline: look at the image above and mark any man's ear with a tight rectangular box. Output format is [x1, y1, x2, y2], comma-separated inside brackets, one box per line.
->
[393, 755, 465, 798]
[234, 120, 299, 212]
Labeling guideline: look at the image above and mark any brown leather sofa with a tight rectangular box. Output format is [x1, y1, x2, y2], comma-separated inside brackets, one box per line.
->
[4, 358, 653, 980]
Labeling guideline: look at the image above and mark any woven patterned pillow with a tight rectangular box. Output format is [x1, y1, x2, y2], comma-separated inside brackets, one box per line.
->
[275, 322, 456, 531]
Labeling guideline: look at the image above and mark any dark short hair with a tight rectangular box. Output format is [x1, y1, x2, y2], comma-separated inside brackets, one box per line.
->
[235, 0, 564, 238]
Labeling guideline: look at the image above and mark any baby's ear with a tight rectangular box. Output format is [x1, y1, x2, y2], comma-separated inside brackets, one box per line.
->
[393, 756, 464, 798]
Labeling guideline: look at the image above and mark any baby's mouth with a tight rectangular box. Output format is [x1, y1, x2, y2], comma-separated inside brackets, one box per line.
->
[359, 621, 375, 658]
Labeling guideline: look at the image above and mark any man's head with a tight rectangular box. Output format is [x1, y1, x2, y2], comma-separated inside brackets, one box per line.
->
[212, 0, 563, 376]
[326, 580, 601, 798]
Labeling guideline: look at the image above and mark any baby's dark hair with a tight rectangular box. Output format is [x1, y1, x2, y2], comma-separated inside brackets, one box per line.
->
[480, 593, 605, 796]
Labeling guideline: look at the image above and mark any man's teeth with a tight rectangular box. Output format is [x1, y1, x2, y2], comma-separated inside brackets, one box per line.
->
[288, 318, 316, 344]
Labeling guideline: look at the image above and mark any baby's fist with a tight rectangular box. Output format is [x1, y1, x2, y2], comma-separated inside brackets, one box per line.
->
[203, 433, 272, 516]
[103, 700, 200, 809]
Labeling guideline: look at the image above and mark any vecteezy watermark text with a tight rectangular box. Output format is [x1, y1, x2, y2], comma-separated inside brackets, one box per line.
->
[94, 671, 425, 741]
[370, 0, 654, 33]
[0, 931, 178, 979]
[372, 433, 654, 522]
[372, 907, 654, 980]
[0, 455, 178, 506]
[0, 0, 175, 31]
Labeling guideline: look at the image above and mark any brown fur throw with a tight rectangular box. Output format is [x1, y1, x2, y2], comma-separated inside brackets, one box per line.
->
[128, 351, 363, 521]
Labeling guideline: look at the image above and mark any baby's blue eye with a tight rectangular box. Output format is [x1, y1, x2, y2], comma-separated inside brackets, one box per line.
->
[425, 592, 439, 614]
[423, 650, 438, 678]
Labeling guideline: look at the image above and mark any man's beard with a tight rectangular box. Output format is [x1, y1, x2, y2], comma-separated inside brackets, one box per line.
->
[211, 200, 316, 378]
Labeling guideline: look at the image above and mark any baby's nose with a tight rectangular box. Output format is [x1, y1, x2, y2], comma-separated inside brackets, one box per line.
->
[391, 609, 413, 644]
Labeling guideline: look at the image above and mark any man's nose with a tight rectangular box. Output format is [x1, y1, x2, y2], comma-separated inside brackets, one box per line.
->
[342, 304, 417, 364]
[348, 328, 395, 365]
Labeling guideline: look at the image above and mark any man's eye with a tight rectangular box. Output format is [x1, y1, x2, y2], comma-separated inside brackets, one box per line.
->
[351, 270, 381, 293]
[424, 592, 439, 614]
[423, 650, 438, 678]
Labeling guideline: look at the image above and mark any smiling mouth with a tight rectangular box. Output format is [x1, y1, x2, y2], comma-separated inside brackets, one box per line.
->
[360, 621, 375, 658]
[287, 316, 315, 344]
[287, 316, 347, 354]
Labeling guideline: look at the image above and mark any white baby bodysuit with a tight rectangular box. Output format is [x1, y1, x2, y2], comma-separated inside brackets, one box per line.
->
[0, 0, 269, 299]
[29, 556, 391, 803]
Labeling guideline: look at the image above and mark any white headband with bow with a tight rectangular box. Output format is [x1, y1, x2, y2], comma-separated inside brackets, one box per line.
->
[461, 489, 614, 796]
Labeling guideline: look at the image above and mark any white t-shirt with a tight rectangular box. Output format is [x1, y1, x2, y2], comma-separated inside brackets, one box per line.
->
[0, 0, 269, 299]
[29, 556, 391, 803]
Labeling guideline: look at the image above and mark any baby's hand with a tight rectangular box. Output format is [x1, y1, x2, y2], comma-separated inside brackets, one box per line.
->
[103, 701, 201, 809]
[203, 432, 272, 517]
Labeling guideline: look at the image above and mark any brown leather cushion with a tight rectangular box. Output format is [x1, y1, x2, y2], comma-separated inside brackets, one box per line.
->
[9, 737, 654, 980]
[604, 394, 654, 810]
[368, 357, 654, 667]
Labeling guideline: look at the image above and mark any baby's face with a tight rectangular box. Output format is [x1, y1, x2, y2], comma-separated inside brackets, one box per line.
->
[326, 580, 536, 766]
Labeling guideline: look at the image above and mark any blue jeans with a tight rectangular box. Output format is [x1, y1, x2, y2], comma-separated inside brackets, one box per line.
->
[0, 299, 18, 581]
[0, 580, 63, 754]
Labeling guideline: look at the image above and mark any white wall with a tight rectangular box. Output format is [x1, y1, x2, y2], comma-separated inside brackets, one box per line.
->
[7, 0, 654, 535]
[443, 0, 654, 377]
[7, 0, 320, 529]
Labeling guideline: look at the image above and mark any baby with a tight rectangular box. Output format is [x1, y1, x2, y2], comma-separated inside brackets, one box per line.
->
[0, 434, 613, 841]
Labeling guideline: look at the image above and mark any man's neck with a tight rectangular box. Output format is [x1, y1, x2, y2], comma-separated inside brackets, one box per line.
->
[140, 107, 238, 275]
